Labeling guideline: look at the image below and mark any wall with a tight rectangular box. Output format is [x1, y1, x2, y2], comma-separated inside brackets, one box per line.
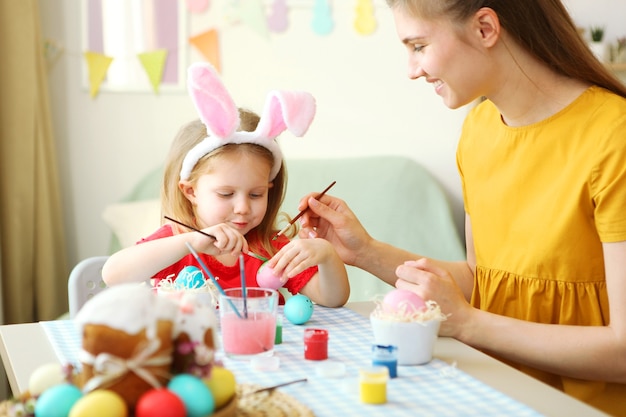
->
[38, 0, 626, 269]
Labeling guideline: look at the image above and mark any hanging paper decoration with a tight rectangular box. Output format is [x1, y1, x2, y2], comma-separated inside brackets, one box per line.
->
[189, 29, 222, 72]
[83, 51, 114, 98]
[137, 49, 168, 93]
[354, 0, 377, 35]
[229, 0, 269, 39]
[267, 0, 289, 33]
[311, 0, 334, 36]
[43, 39, 64, 67]
[185, 0, 210, 13]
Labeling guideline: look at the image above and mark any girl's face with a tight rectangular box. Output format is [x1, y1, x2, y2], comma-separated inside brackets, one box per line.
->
[182, 152, 272, 235]
[392, 8, 494, 109]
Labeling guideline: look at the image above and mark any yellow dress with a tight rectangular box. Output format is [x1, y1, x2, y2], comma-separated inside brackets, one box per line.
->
[457, 86, 626, 416]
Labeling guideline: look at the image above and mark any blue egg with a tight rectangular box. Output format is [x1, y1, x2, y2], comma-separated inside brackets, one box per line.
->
[34, 383, 82, 417]
[284, 294, 314, 325]
[175, 266, 205, 289]
[167, 374, 214, 417]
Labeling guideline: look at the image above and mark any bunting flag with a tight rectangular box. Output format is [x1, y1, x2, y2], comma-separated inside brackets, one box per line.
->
[189, 29, 221, 72]
[83, 51, 114, 98]
[137, 49, 168, 93]
[267, 0, 289, 33]
[354, 0, 377, 36]
[229, 0, 268, 39]
[185, 0, 210, 13]
[311, 0, 334, 36]
[78, 0, 382, 99]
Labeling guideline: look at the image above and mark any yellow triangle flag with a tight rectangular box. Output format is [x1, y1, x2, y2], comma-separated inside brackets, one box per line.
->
[83, 51, 113, 98]
[189, 29, 221, 72]
[138, 49, 168, 94]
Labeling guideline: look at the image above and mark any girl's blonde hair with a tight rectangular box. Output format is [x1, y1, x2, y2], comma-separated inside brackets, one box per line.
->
[161, 108, 290, 257]
[386, 0, 626, 98]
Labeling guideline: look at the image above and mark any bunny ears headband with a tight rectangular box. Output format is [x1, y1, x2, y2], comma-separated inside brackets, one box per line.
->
[180, 63, 317, 180]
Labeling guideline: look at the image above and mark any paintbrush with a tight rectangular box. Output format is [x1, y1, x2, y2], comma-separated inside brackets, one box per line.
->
[164, 216, 268, 262]
[185, 242, 242, 318]
[247, 378, 308, 395]
[239, 253, 248, 319]
[272, 180, 336, 240]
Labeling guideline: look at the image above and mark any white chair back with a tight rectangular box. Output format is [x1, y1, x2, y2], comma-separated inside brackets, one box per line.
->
[68, 256, 109, 318]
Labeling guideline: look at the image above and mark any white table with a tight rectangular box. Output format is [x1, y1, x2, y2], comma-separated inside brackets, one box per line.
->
[0, 302, 608, 416]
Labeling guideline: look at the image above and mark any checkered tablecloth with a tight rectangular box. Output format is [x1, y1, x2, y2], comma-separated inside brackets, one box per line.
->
[41, 306, 544, 417]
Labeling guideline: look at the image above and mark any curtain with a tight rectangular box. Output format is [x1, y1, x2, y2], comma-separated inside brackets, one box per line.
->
[0, 1, 69, 324]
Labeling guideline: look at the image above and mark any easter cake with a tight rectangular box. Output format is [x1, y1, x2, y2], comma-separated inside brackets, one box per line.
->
[75, 284, 179, 408]
[0, 283, 237, 417]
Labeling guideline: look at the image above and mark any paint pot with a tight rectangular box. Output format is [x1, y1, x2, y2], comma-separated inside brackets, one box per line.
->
[371, 345, 398, 378]
[359, 366, 389, 404]
[303, 328, 328, 360]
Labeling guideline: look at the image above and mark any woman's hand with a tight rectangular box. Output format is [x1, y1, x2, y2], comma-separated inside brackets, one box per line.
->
[395, 258, 473, 338]
[297, 193, 372, 266]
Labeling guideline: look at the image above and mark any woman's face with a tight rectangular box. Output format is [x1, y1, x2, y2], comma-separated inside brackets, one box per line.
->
[392, 8, 493, 109]
[183, 152, 272, 236]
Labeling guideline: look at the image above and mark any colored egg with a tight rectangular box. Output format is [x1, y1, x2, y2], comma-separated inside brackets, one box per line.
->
[28, 362, 65, 396]
[136, 388, 186, 417]
[68, 390, 127, 417]
[203, 366, 237, 408]
[284, 294, 314, 325]
[175, 266, 205, 289]
[167, 374, 214, 417]
[382, 289, 426, 314]
[34, 383, 82, 417]
[256, 262, 283, 290]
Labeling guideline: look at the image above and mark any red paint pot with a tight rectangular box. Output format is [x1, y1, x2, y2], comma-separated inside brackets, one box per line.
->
[303, 328, 328, 360]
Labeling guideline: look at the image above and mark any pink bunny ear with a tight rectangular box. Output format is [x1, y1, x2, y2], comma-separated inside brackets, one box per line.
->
[187, 63, 239, 139]
[254, 91, 316, 139]
[181, 63, 317, 181]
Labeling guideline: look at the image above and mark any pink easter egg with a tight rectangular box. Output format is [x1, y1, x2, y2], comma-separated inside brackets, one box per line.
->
[257, 262, 283, 290]
[382, 289, 426, 314]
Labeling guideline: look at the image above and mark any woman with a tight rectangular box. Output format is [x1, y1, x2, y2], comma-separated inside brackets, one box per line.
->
[273, 1, 626, 415]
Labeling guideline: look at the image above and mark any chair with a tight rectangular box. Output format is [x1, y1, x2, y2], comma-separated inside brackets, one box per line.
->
[68, 256, 109, 318]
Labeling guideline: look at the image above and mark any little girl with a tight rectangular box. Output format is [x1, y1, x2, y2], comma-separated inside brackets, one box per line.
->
[102, 63, 350, 308]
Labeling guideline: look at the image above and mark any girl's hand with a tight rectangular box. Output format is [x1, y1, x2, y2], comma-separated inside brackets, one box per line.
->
[267, 238, 334, 283]
[191, 223, 248, 256]
[395, 258, 473, 338]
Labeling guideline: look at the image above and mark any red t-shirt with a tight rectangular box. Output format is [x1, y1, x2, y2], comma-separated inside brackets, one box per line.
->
[138, 225, 318, 304]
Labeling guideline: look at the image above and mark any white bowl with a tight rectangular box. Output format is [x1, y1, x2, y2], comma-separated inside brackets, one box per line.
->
[370, 315, 440, 365]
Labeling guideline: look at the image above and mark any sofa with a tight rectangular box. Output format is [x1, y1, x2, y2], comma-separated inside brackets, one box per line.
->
[102, 155, 466, 302]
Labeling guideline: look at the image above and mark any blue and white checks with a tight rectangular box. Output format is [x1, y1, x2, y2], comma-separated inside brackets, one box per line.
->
[222, 306, 544, 417]
[41, 306, 544, 416]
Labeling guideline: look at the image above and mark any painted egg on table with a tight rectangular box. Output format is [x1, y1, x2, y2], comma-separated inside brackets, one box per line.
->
[136, 388, 186, 417]
[284, 294, 314, 325]
[256, 262, 283, 290]
[202, 366, 237, 408]
[68, 390, 127, 417]
[382, 289, 426, 315]
[175, 265, 205, 289]
[168, 374, 214, 417]
[34, 383, 82, 417]
[28, 362, 66, 396]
